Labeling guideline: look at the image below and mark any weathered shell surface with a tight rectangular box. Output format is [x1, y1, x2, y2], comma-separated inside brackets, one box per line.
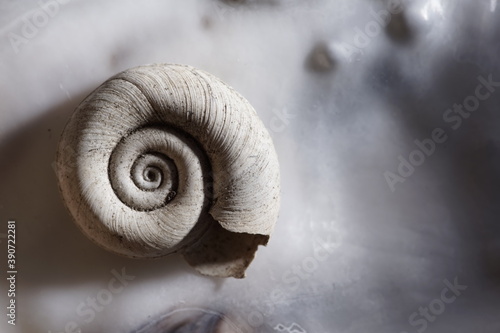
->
[56, 64, 280, 278]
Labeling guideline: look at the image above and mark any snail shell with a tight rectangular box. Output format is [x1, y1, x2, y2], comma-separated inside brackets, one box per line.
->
[56, 64, 280, 278]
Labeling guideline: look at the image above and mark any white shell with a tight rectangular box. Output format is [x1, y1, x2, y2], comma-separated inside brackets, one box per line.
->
[56, 64, 280, 278]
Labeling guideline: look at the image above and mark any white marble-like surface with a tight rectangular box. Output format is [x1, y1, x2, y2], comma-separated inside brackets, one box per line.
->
[1, 0, 500, 332]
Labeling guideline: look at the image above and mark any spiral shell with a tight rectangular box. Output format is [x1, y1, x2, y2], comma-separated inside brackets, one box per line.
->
[56, 64, 280, 278]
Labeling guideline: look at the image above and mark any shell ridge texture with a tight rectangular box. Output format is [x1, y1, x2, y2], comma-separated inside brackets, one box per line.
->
[56, 63, 280, 278]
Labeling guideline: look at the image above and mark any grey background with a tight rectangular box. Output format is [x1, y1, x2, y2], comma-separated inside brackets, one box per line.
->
[1, 0, 499, 332]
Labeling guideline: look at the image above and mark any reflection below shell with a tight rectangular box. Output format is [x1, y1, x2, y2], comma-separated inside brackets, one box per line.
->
[132, 308, 246, 333]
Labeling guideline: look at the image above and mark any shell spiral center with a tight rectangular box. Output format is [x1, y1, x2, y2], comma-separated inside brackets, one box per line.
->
[108, 127, 203, 213]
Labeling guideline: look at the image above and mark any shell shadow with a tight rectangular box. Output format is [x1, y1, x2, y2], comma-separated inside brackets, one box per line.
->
[0, 90, 199, 283]
[0, 90, 223, 331]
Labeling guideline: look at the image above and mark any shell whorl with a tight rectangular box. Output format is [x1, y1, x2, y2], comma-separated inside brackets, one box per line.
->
[56, 64, 280, 278]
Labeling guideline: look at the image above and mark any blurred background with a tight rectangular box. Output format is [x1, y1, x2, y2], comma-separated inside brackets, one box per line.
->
[1, 0, 500, 332]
